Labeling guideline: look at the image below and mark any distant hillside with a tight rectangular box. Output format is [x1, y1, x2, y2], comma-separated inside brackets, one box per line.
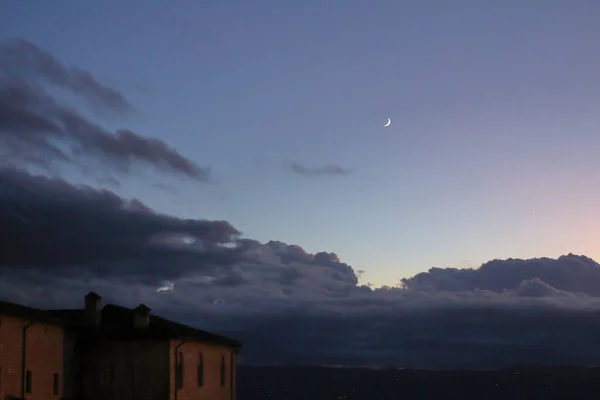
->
[237, 365, 600, 400]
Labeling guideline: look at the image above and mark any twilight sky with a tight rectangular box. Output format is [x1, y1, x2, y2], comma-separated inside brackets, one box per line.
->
[3, 1, 600, 286]
[2, 1, 600, 368]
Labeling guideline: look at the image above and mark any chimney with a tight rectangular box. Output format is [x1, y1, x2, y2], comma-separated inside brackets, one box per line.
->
[84, 291, 102, 327]
[133, 304, 151, 328]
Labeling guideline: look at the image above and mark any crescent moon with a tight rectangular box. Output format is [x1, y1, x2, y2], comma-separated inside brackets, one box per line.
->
[384, 118, 391, 127]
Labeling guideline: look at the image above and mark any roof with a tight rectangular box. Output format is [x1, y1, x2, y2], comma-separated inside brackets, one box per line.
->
[47, 304, 242, 348]
[0, 300, 64, 326]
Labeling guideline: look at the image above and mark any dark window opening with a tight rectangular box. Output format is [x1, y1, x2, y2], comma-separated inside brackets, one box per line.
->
[108, 358, 114, 383]
[25, 370, 32, 393]
[175, 351, 184, 389]
[197, 353, 204, 387]
[53, 373, 60, 395]
[108, 358, 115, 383]
[219, 355, 226, 387]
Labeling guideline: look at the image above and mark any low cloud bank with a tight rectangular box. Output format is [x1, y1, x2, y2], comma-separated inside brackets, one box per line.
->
[3, 168, 600, 368]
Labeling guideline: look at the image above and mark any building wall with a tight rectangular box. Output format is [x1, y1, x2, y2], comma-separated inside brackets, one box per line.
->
[169, 340, 236, 400]
[231, 350, 237, 400]
[60, 330, 79, 400]
[79, 339, 170, 400]
[0, 314, 64, 400]
[0, 314, 22, 398]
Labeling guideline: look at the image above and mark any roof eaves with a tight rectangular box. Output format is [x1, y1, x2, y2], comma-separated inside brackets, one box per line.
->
[0, 301, 65, 326]
[171, 334, 243, 347]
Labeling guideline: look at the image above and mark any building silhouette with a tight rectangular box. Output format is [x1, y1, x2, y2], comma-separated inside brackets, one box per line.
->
[0, 291, 242, 400]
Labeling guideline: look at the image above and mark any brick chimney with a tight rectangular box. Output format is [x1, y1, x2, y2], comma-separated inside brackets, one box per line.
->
[133, 304, 151, 328]
[84, 291, 102, 327]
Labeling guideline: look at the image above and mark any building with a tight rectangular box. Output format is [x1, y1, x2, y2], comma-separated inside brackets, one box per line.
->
[0, 292, 242, 400]
[0, 300, 65, 400]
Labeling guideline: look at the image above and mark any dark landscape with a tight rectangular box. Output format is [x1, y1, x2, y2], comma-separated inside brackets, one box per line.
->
[238, 365, 600, 399]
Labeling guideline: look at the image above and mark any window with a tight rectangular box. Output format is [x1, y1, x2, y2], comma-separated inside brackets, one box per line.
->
[197, 353, 204, 387]
[175, 352, 184, 389]
[108, 358, 115, 383]
[25, 370, 32, 393]
[53, 373, 60, 395]
[219, 355, 226, 387]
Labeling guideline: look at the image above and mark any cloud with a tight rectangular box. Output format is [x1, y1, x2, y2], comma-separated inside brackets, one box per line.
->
[400, 255, 600, 296]
[152, 182, 178, 195]
[0, 38, 211, 182]
[1, 38, 131, 114]
[0, 167, 244, 285]
[290, 163, 351, 177]
[3, 167, 600, 369]
[4, 38, 600, 370]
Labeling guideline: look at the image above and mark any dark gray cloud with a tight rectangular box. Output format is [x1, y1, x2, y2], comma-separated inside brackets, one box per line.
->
[3, 173, 600, 369]
[401, 255, 600, 296]
[0, 38, 211, 182]
[290, 163, 351, 177]
[1, 38, 131, 114]
[0, 167, 243, 284]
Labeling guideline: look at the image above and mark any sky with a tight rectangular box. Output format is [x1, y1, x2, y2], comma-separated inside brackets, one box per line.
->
[2, 1, 600, 368]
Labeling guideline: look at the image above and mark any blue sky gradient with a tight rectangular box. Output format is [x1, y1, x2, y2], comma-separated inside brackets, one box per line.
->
[3, 1, 600, 286]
